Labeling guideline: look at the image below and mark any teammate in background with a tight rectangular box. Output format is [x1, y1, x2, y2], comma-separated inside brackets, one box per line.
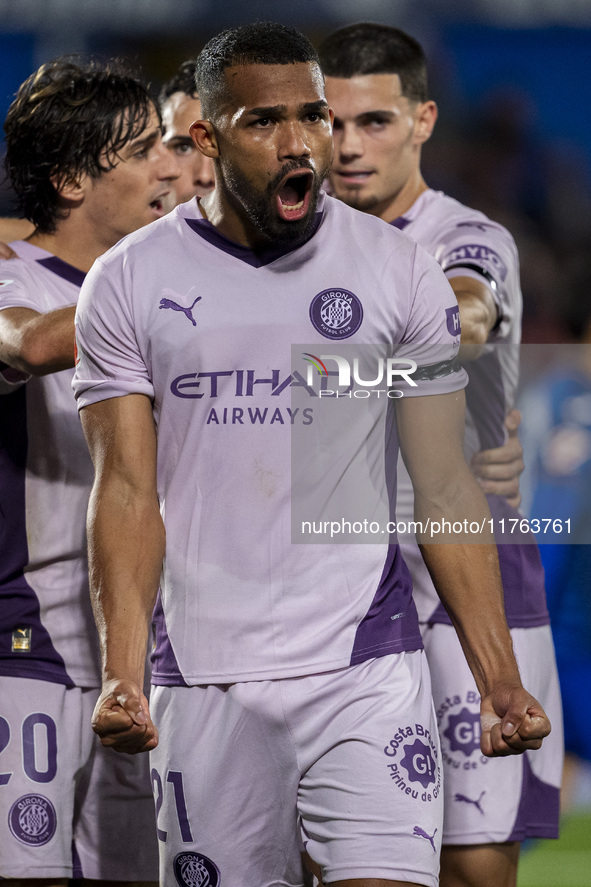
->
[74, 23, 549, 887]
[159, 59, 215, 207]
[0, 57, 179, 883]
[0, 58, 215, 243]
[320, 23, 563, 887]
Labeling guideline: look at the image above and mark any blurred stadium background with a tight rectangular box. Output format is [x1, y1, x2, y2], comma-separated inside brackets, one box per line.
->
[1, 0, 591, 345]
[1, 2, 589, 883]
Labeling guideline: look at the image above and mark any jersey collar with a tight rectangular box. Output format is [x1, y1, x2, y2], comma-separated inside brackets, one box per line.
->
[184, 193, 326, 268]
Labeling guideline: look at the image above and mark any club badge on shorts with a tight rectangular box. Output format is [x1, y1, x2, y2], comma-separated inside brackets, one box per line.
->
[173, 851, 220, 887]
[9, 794, 57, 846]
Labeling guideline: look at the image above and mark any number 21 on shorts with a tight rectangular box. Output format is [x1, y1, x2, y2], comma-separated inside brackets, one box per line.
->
[151, 768, 194, 843]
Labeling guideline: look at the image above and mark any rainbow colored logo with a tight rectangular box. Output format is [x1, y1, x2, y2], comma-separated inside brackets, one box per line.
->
[302, 353, 329, 376]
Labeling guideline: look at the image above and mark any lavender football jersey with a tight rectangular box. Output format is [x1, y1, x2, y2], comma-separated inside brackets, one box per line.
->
[74, 193, 466, 684]
[0, 242, 100, 687]
[394, 190, 548, 627]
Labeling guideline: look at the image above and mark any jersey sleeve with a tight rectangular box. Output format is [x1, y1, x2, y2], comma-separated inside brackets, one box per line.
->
[432, 220, 521, 342]
[73, 256, 154, 409]
[0, 260, 44, 314]
[0, 262, 42, 392]
[394, 243, 467, 397]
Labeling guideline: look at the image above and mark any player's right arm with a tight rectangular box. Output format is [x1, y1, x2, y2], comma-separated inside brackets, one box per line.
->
[0, 304, 76, 374]
[81, 392, 165, 754]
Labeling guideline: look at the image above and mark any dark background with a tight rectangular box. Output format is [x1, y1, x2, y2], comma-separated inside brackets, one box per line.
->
[1, 0, 590, 342]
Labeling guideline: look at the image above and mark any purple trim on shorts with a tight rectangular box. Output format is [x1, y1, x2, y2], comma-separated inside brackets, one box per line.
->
[349, 544, 423, 666]
[184, 212, 323, 268]
[150, 591, 189, 687]
[72, 840, 83, 879]
[507, 753, 560, 841]
[35, 256, 86, 287]
[0, 388, 74, 685]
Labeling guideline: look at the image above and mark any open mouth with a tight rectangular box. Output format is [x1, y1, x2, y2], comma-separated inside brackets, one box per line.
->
[150, 197, 166, 215]
[276, 170, 313, 222]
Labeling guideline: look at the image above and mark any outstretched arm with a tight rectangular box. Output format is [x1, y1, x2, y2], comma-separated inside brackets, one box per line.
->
[0, 305, 77, 374]
[81, 392, 165, 754]
[450, 277, 524, 506]
[396, 390, 550, 755]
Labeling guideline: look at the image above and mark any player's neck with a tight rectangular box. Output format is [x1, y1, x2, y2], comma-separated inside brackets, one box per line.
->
[27, 220, 114, 273]
[198, 189, 260, 248]
[376, 173, 429, 225]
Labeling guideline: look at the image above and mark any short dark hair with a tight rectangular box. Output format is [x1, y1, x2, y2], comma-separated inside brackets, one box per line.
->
[318, 23, 428, 103]
[159, 59, 199, 106]
[3, 56, 154, 233]
[195, 22, 322, 119]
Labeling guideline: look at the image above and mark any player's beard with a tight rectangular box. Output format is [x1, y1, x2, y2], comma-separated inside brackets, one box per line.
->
[222, 158, 331, 247]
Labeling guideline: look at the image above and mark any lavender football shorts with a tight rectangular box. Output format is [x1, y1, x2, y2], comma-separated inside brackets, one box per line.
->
[422, 622, 563, 844]
[150, 651, 443, 887]
[0, 677, 158, 880]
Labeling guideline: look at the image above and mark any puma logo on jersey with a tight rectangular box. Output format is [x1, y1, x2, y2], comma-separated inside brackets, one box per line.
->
[159, 294, 202, 326]
[455, 791, 486, 814]
[413, 826, 437, 852]
[12, 626, 32, 652]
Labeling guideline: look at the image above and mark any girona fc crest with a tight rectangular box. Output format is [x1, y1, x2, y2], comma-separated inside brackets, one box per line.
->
[173, 852, 220, 887]
[309, 288, 363, 339]
[9, 794, 57, 846]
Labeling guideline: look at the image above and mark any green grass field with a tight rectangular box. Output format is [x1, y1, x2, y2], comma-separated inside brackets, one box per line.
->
[518, 810, 591, 887]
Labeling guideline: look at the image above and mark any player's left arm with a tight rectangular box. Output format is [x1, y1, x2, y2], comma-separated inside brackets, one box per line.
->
[451, 275, 523, 506]
[396, 389, 550, 755]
